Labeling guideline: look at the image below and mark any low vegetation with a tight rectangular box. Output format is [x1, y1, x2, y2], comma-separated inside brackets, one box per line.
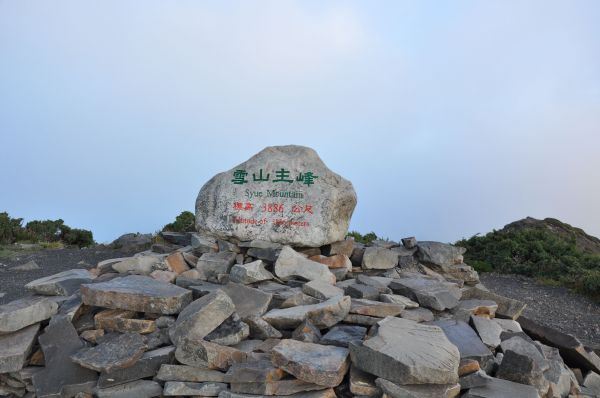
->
[0, 212, 94, 248]
[457, 222, 600, 300]
[162, 211, 195, 233]
[346, 230, 379, 244]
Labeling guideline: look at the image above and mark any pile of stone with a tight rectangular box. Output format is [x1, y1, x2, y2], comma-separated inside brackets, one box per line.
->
[1, 145, 599, 398]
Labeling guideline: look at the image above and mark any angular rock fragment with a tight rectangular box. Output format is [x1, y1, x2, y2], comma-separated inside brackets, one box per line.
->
[349, 365, 380, 397]
[0, 296, 58, 333]
[149, 269, 177, 283]
[206, 314, 250, 346]
[376, 378, 461, 398]
[230, 260, 274, 284]
[220, 282, 273, 320]
[400, 307, 434, 322]
[459, 359, 481, 376]
[453, 299, 498, 321]
[417, 241, 465, 268]
[230, 379, 327, 396]
[33, 316, 98, 398]
[81, 275, 192, 314]
[25, 269, 95, 296]
[461, 287, 526, 320]
[97, 346, 175, 388]
[226, 359, 286, 383]
[345, 284, 385, 300]
[323, 239, 354, 257]
[292, 320, 322, 343]
[169, 289, 235, 345]
[380, 293, 419, 308]
[175, 338, 247, 370]
[111, 256, 161, 275]
[95, 380, 163, 398]
[71, 332, 148, 373]
[471, 316, 503, 349]
[163, 381, 228, 396]
[0, 323, 39, 373]
[308, 254, 352, 270]
[219, 388, 337, 398]
[275, 246, 336, 284]
[263, 295, 351, 329]
[272, 339, 350, 387]
[196, 252, 237, 281]
[246, 315, 283, 339]
[461, 376, 540, 398]
[349, 317, 460, 385]
[94, 308, 156, 334]
[343, 313, 383, 326]
[157, 364, 227, 382]
[361, 247, 398, 270]
[302, 280, 344, 300]
[350, 298, 404, 317]
[389, 277, 461, 311]
[165, 252, 190, 274]
[428, 319, 494, 369]
[320, 325, 367, 348]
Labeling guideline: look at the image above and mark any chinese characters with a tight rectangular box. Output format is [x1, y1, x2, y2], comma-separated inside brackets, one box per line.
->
[232, 168, 318, 186]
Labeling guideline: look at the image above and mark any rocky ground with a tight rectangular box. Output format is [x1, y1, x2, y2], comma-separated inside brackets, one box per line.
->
[480, 272, 600, 349]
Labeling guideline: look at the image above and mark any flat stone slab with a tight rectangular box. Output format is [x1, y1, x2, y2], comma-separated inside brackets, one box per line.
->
[461, 287, 526, 320]
[349, 317, 460, 385]
[81, 275, 192, 315]
[25, 269, 96, 296]
[219, 388, 337, 398]
[0, 323, 39, 373]
[156, 364, 227, 382]
[376, 378, 461, 398]
[320, 325, 367, 348]
[32, 316, 98, 398]
[169, 289, 235, 346]
[461, 376, 540, 398]
[220, 282, 273, 320]
[263, 295, 351, 329]
[94, 308, 156, 334]
[98, 346, 175, 388]
[96, 380, 163, 398]
[471, 316, 502, 349]
[389, 277, 461, 311]
[350, 298, 404, 317]
[164, 381, 228, 396]
[272, 339, 350, 387]
[71, 332, 148, 372]
[428, 320, 493, 367]
[361, 247, 398, 270]
[275, 246, 336, 284]
[0, 296, 58, 333]
[229, 260, 274, 284]
[380, 293, 419, 308]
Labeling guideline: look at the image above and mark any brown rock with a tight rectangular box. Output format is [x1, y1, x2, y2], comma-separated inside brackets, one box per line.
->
[175, 338, 247, 370]
[350, 299, 404, 317]
[81, 329, 105, 343]
[308, 254, 352, 270]
[70, 332, 148, 373]
[150, 270, 178, 283]
[94, 309, 156, 334]
[458, 359, 480, 376]
[166, 252, 190, 274]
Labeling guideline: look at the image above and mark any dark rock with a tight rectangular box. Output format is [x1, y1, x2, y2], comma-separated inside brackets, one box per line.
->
[291, 320, 322, 343]
[156, 364, 227, 382]
[71, 332, 148, 373]
[95, 380, 162, 398]
[220, 282, 273, 320]
[320, 325, 367, 348]
[389, 277, 461, 311]
[206, 314, 250, 346]
[0, 323, 39, 373]
[160, 231, 192, 246]
[97, 345, 174, 387]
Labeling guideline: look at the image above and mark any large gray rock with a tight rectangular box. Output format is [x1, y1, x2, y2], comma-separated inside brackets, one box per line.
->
[361, 247, 398, 270]
[349, 317, 460, 385]
[275, 246, 336, 284]
[33, 316, 98, 398]
[195, 145, 357, 247]
[0, 323, 39, 373]
[97, 346, 175, 388]
[428, 320, 494, 369]
[376, 378, 461, 398]
[320, 325, 367, 348]
[496, 336, 550, 394]
[111, 233, 153, 251]
[471, 316, 503, 349]
[205, 314, 250, 346]
[169, 290, 235, 345]
[25, 269, 96, 296]
[272, 339, 350, 387]
[263, 295, 351, 329]
[156, 364, 227, 382]
[461, 287, 526, 320]
[229, 260, 274, 284]
[71, 332, 148, 372]
[416, 241, 465, 268]
[461, 376, 540, 398]
[389, 277, 461, 311]
[0, 296, 58, 333]
[220, 282, 273, 320]
[81, 275, 192, 315]
[96, 380, 163, 398]
[196, 252, 237, 281]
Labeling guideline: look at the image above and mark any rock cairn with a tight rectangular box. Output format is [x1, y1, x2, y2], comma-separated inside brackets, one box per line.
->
[1, 145, 600, 398]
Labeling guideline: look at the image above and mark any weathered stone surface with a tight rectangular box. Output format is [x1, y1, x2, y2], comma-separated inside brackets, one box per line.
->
[98, 346, 175, 388]
[169, 289, 235, 345]
[349, 365, 380, 396]
[346, 284, 386, 300]
[81, 329, 105, 343]
[471, 315, 503, 349]
[275, 246, 336, 284]
[361, 247, 398, 270]
[157, 364, 227, 382]
[226, 359, 285, 383]
[230, 260, 274, 284]
[0, 296, 58, 333]
[453, 299, 498, 321]
[389, 277, 461, 311]
[380, 293, 419, 308]
[246, 315, 283, 339]
[272, 339, 350, 387]
[540, 343, 579, 398]
[150, 269, 177, 283]
[164, 381, 228, 396]
[493, 318, 522, 333]
[320, 325, 367, 348]
[33, 316, 98, 398]
[308, 254, 352, 270]
[164, 252, 190, 274]
[230, 379, 326, 396]
[71, 332, 148, 372]
[81, 275, 192, 314]
[349, 317, 460, 385]
[11, 259, 40, 271]
[343, 313, 382, 326]
[376, 378, 461, 398]
[302, 280, 344, 300]
[111, 233, 153, 251]
[323, 239, 354, 257]
[461, 376, 540, 398]
[263, 295, 351, 329]
[95, 380, 163, 398]
[219, 388, 337, 398]
[94, 309, 156, 334]
[583, 371, 600, 396]
[292, 320, 322, 343]
[402, 237, 418, 249]
[196, 251, 237, 281]
[416, 241, 465, 268]
[25, 269, 95, 296]
[206, 314, 250, 346]
[111, 256, 161, 275]
[428, 320, 493, 368]
[459, 359, 481, 376]
[461, 287, 526, 320]
[350, 298, 404, 317]
[496, 336, 550, 393]
[0, 323, 39, 373]
[220, 282, 273, 320]
[175, 338, 247, 370]
[195, 145, 357, 247]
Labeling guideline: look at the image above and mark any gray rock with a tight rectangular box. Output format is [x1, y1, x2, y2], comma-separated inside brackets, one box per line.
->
[349, 317, 460, 385]
[453, 299, 498, 321]
[320, 325, 367, 348]
[349, 365, 380, 397]
[191, 232, 219, 253]
[111, 233, 153, 251]
[402, 237, 418, 249]
[471, 316, 503, 349]
[323, 239, 354, 257]
[343, 313, 383, 326]
[156, 364, 227, 382]
[361, 247, 398, 270]
[97, 345, 175, 388]
[350, 298, 404, 317]
[376, 378, 461, 398]
[230, 379, 327, 396]
[496, 336, 549, 394]
[400, 307, 434, 322]
[219, 388, 337, 398]
[389, 277, 461, 311]
[81, 275, 193, 315]
[0, 323, 39, 373]
[71, 332, 148, 373]
[161, 231, 192, 246]
[246, 315, 283, 339]
[175, 338, 247, 370]
[206, 314, 250, 346]
[225, 359, 285, 383]
[345, 284, 386, 300]
[461, 287, 526, 320]
[275, 246, 336, 284]
[111, 256, 161, 275]
[302, 280, 344, 300]
[540, 344, 579, 398]
[196, 251, 237, 279]
[164, 381, 228, 396]
[291, 320, 322, 343]
[416, 241, 465, 268]
[169, 289, 235, 346]
[583, 371, 600, 396]
[33, 316, 98, 398]
[380, 293, 419, 308]
[230, 260, 274, 284]
[96, 380, 163, 398]
[0, 296, 58, 333]
[428, 319, 493, 369]
[461, 376, 540, 398]
[220, 282, 273, 320]
[195, 145, 357, 247]
[272, 339, 350, 387]
[25, 269, 96, 296]
[493, 318, 522, 333]
[10, 260, 40, 271]
[263, 295, 351, 329]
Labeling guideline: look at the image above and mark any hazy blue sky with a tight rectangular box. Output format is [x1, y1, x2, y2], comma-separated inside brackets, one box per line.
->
[1, 1, 599, 243]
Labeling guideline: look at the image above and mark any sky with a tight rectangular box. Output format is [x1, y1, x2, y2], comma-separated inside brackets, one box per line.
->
[1, 1, 600, 244]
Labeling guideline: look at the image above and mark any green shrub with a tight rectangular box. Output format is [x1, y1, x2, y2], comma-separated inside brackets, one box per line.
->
[163, 211, 196, 233]
[0, 212, 94, 247]
[62, 227, 95, 248]
[0, 212, 25, 244]
[347, 231, 379, 244]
